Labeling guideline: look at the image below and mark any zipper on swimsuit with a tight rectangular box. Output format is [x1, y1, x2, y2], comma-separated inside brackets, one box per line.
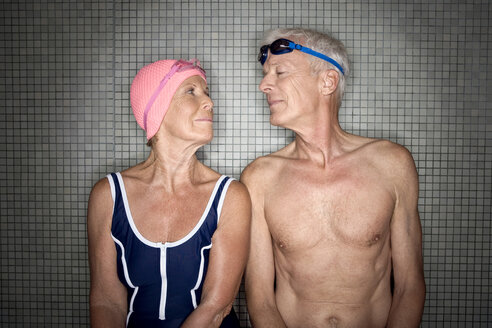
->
[158, 243, 167, 320]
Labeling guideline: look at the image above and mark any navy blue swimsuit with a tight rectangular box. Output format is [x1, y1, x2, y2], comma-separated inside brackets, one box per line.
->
[108, 173, 239, 327]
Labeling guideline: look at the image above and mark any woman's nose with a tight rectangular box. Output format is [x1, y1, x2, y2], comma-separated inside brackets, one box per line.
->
[202, 96, 213, 111]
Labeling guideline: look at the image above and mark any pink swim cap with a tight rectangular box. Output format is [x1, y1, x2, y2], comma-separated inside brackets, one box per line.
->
[130, 59, 207, 140]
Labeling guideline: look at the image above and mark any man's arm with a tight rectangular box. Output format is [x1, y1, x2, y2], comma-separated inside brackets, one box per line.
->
[386, 147, 426, 327]
[181, 181, 251, 328]
[241, 162, 287, 328]
[87, 178, 127, 327]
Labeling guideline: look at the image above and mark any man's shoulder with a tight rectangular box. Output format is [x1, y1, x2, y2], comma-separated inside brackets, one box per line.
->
[240, 147, 293, 189]
[365, 139, 414, 166]
[242, 154, 280, 180]
[357, 138, 417, 182]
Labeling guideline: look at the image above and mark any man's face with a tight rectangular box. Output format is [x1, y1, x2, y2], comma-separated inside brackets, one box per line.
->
[259, 45, 321, 128]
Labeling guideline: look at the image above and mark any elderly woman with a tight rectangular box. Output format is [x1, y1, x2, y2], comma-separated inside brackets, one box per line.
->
[87, 59, 251, 327]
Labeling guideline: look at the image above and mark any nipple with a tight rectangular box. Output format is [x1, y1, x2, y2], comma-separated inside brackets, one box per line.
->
[327, 316, 340, 327]
[367, 233, 382, 246]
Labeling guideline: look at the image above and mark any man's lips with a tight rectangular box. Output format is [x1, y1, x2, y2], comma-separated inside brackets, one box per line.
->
[268, 99, 283, 107]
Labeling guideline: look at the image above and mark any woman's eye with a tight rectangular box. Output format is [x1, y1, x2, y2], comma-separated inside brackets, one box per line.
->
[186, 88, 195, 94]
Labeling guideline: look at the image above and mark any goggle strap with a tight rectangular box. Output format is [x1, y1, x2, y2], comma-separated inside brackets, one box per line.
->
[143, 64, 180, 131]
[288, 41, 345, 75]
[260, 39, 345, 75]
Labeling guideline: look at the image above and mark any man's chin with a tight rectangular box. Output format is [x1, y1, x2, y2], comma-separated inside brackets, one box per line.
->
[269, 115, 287, 128]
[269, 116, 280, 126]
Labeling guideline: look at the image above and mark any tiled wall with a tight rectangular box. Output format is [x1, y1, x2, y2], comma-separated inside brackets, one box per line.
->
[0, 0, 490, 326]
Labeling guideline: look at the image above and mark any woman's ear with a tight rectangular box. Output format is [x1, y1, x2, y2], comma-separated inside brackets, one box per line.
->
[319, 69, 339, 96]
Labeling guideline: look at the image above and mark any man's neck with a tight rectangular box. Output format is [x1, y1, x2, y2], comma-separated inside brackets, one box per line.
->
[287, 101, 351, 166]
[292, 123, 350, 167]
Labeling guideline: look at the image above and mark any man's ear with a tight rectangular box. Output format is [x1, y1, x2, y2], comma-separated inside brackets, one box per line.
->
[319, 69, 339, 96]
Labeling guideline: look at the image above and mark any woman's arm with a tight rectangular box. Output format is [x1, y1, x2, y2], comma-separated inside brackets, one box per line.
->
[181, 180, 251, 328]
[87, 178, 128, 328]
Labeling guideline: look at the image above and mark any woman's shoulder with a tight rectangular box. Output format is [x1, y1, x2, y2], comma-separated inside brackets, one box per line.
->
[225, 178, 250, 201]
[89, 175, 112, 201]
[87, 175, 114, 229]
[201, 167, 247, 201]
[217, 178, 251, 227]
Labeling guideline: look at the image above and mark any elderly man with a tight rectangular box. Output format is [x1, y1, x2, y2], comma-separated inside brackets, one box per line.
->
[241, 28, 425, 327]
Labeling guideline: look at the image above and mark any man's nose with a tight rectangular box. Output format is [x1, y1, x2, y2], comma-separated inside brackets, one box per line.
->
[259, 74, 273, 94]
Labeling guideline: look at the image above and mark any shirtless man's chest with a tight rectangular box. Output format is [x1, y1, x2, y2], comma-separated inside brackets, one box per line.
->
[263, 155, 396, 327]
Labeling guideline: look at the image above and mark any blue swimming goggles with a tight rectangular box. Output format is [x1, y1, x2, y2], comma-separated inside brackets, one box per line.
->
[258, 38, 345, 75]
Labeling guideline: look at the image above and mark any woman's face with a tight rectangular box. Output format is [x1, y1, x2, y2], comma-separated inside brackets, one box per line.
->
[161, 75, 214, 145]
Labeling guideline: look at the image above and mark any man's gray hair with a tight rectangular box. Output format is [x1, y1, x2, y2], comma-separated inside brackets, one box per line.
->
[262, 28, 350, 108]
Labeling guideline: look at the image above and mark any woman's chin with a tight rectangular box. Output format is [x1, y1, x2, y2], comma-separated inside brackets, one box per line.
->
[196, 131, 213, 145]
